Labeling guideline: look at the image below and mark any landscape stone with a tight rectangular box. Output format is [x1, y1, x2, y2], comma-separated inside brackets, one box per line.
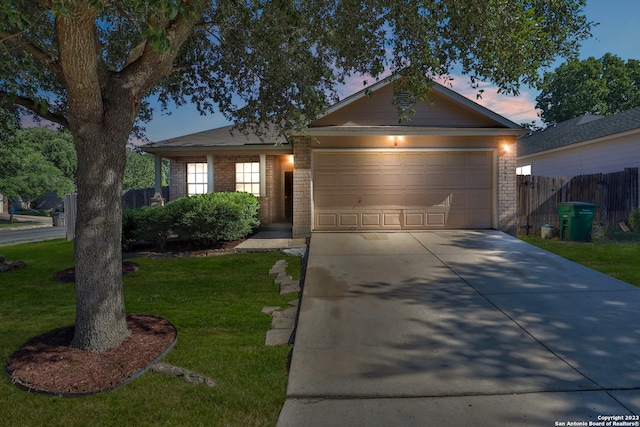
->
[272, 316, 295, 329]
[282, 247, 307, 257]
[265, 329, 293, 346]
[280, 282, 301, 295]
[269, 260, 288, 276]
[261, 306, 281, 315]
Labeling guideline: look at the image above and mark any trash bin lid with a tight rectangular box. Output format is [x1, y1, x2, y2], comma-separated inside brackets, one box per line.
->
[557, 201, 597, 207]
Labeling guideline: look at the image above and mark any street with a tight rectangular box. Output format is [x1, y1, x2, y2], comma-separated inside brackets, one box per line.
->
[0, 225, 66, 246]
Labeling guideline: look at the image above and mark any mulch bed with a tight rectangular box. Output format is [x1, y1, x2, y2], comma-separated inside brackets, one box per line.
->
[6, 314, 177, 396]
[52, 261, 140, 282]
[7, 238, 246, 397]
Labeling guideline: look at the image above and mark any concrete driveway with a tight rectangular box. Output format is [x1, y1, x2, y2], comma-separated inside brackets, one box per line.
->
[277, 231, 640, 426]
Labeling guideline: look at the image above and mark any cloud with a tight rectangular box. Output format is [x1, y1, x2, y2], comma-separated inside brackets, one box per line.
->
[444, 76, 542, 126]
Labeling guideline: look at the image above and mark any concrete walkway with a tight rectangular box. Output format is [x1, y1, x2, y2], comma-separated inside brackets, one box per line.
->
[277, 231, 640, 426]
[235, 225, 307, 253]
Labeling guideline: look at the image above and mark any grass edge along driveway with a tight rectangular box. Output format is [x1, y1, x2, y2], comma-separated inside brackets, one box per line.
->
[0, 239, 301, 427]
[519, 235, 640, 288]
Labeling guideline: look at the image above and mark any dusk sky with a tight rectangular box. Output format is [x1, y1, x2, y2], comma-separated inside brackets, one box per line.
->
[144, 2, 640, 141]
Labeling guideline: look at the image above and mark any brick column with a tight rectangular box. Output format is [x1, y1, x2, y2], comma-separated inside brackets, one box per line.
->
[498, 138, 517, 235]
[292, 138, 311, 237]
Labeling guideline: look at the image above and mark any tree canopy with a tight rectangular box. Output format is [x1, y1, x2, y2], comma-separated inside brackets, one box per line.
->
[536, 53, 640, 124]
[0, 128, 75, 219]
[124, 145, 169, 190]
[0, 0, 593, 352]
[16, 127, 77, 181]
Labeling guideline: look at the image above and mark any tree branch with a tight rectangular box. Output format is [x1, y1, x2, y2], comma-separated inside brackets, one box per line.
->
[122, 2, 208, 96]
[194, 20, 244, 31]
[0, 30, 61, 75]
[1, 91, 69, 128]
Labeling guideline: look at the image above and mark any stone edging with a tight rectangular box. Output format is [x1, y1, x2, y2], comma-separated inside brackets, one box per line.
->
[263, 260, 301, 346]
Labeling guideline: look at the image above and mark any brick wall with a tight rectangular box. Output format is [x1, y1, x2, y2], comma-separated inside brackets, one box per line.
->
[169, 154, 289, 225]
[497, 139, 517, 235]
[292, 138, 312, 237]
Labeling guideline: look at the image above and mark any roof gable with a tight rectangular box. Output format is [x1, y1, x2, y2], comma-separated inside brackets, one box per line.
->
[312, 78, 521, 129]
[518, 107, 640, 157]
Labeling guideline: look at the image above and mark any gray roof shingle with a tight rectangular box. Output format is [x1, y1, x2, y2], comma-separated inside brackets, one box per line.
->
[517, 107, 640, 157]
[143, 124, 289, 151]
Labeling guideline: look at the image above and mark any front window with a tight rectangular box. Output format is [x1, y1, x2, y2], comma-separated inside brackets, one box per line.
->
[516, 165, 532, 176]
[235, 162, 260, 196]
[187, 162, 208, 195]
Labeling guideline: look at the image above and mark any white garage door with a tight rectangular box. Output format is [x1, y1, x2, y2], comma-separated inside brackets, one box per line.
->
[313, 151, 493, 230]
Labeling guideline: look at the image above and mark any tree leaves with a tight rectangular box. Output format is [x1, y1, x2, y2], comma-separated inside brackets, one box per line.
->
[536, 53, 640, 124]
[0, 0, 594, 136]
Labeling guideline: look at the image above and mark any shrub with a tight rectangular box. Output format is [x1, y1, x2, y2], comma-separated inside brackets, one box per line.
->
[165, 192, 260, 244]
[628, 208, 640, 232]
[122, 206, 172, 249]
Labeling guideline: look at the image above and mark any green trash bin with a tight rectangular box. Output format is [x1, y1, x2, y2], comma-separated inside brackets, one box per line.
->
[557, 202, 598, 242]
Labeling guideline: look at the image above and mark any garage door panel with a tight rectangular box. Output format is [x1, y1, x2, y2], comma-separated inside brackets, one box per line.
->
[382, 172, 403, 187]
[381, 193, 404, 206]
[359, 153, 383, 167]
[338, 153, 360, 167]
[316, 213, 338, 227]
[359, 172, 383, 187]
[382, 154, 403, 166]
[361, 213, 382, 227]
[468, 151, 492, 166]
[314, 172, 340, 187]
[316, 193, 360, 207]
[425, 173, 446, 187]
[425, 152, 446, 165]
[360, 192, 385, 206]
[446, 152, 468, 166]
[313, 151, 493, 230]
[404, 153, 427, 166]
[404, 172, 425, 187]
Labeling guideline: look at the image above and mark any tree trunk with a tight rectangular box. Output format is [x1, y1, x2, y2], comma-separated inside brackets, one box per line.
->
[54, 0, 203, 352]
[71, 122, 131, 352]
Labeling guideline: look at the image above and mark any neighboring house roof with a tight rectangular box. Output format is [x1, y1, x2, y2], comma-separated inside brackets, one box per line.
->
[518, 107, 640, 157]
[143, 124, 290, 155]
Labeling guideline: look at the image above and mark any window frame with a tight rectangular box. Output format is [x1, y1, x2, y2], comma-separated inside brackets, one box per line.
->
[186, 162, 208, 195]
[235, 162, 261, 196]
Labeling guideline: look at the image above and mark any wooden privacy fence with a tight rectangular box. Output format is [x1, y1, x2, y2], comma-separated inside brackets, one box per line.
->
[517, 168, 639, 235]
[63, 187, 169, 240]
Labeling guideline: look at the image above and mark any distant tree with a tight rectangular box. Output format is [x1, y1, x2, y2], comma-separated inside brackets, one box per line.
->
[0, 1, 592, 353]
[536, 53, 640, 124]
[0, 140, 74, 221]
[123, 145, 169, 190]
[16, 127, 77, 182]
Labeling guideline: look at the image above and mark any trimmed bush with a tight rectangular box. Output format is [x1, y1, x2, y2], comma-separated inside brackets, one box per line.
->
[122, 206, 172, 249]
[122, 192, 260, 248]
[166, 192, 260, 244]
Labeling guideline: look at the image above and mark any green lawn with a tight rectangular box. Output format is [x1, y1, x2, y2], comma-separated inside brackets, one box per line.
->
[0, 239, 301, 426]
[0, 220, 40, 229]
[519, 235, 640, 287]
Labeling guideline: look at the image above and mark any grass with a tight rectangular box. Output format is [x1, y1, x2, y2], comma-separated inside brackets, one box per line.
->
[519, 233, 640, 287]
[0, 239, 301, 426]
[0, 219, 41, 229]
